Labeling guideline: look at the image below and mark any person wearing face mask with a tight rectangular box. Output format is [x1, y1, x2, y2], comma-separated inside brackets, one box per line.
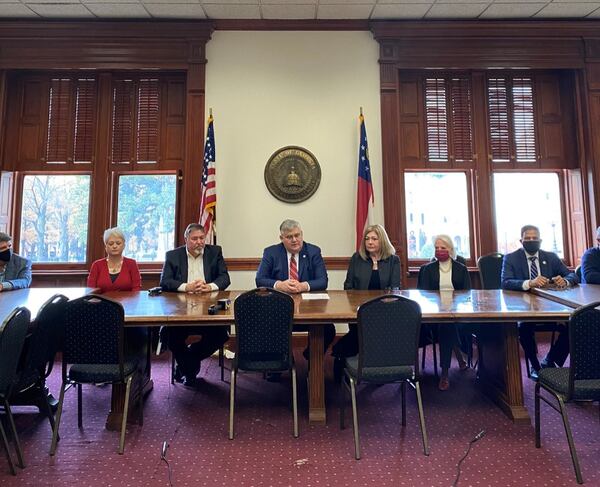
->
[87, 227, 141, 292]
[0, 232, 32, 292]
[159, 223, 231, 388]
[580, 226, 600, 284]
[417, 234, 470, 391]
[331, 224, 401, 380]
[501, 224, 578, 380]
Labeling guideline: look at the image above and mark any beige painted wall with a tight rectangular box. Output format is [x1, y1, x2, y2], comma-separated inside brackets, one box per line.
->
[205, 31, 383, 289]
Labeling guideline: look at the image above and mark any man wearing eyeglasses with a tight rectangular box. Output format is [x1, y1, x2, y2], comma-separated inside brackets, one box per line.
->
[256, 219, 335, 368]
[580, 226, 600, 284]
[501, 224, 578, 380]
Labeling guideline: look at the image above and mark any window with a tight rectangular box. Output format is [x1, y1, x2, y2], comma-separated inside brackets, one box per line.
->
[405, 172, 471, 259]
[488, 76, 536, 164]
[425, 76, 473, 164]
[116, 174, 177, 262]
[493, 173, 564, 257]
[19, 174, 91, 263]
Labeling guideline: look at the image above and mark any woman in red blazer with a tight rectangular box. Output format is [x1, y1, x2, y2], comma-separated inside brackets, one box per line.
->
[87, 227, 141, 292]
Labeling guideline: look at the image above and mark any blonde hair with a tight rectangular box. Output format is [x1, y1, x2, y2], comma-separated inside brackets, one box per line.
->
[358, 224, 396, 260]
[433, 234, 457, 260]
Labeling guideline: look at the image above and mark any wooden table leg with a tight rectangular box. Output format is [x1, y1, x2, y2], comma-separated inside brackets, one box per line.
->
[476, 322, 530, 424]
[308, 325, 326, 424]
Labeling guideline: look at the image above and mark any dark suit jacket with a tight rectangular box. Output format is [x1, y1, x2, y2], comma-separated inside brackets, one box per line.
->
[343, 253, 401, 290]
[581, 247, 600, 284]
[255, 242, 328, 291]
[159, 245, 230, 292]
[2, 253, 32, 290]
[417, 259, 471, 291]
[501, 248, 578, 291]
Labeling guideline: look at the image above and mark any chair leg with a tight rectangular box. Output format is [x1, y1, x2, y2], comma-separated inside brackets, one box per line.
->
[77, 383, 83, 429]
[349, 377, 360, 460]
[138, 374, 144, 427]
[556, 396, 583, 484]
[339, 374, 347, 430]
[228, 368, 237, 440]
[3, 400, 25, 469]
[291, 365, 299, 438]
[421, 345, 426, 372]
[432, 340, 439, 378]
[49, 382, 67, 456]
[219, 346, 225, 382]
[40, 386, 56, 435]
[119, 375, 133, 455]
[0, 417, 16, 475]
[415, 381, 430, 456]
[171, 353, 175, 385]
[401, 381, 407, 427]
[534, 382, 541, 448]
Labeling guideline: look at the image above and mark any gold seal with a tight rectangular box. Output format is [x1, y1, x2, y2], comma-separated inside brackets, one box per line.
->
[264, 146, 322, 203]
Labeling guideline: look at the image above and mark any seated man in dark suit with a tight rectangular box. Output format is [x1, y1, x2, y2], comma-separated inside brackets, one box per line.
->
[0, 232, 32, 291]
[160, 223, 231, 388]
[581, 226, 600, 284]
[256, 219, 335, 365]
[501, 224, 578, 380]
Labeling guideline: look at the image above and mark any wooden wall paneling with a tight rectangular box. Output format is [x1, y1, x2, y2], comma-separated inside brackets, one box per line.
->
[585, 91, 600, 233]
[181, 62, 206, 244]
[16, 77, 48, 170]
[398, 71, 426, 166]
[0, 70, 6, 172]
[88, 73, 114, 263]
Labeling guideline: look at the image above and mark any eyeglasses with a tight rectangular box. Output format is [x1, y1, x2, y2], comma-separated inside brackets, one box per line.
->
[282, 233, 302, 241]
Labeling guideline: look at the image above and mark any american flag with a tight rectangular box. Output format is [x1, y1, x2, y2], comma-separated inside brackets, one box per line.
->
[356, 112, 374, 251]
[199, 114, 216, 244]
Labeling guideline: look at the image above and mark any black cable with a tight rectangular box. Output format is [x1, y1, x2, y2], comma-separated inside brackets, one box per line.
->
[452, 430, 486, 487]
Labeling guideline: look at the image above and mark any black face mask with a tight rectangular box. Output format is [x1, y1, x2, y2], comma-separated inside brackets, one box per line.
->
[522, 240, 541, 254]
[0, 248, 11, 262]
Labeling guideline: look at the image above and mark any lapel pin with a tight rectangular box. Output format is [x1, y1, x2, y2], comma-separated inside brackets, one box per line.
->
[542, 261, 547, 265]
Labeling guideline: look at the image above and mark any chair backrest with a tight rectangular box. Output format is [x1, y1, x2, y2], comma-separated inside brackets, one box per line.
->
[63, 294, 125, 375]
[0, 307, 31, 396]
[477, 253, 504, 289]
[25, 294, 69, 380]
[356, 295, 422, 377]
[575, 265, 582, 281]
[233, 288, 294, 370]
[568, 301, 600, 393]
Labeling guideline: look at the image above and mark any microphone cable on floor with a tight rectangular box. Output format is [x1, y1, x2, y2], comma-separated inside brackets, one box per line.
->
[452, 429, 486, 487]
[161, 440, 174, 487]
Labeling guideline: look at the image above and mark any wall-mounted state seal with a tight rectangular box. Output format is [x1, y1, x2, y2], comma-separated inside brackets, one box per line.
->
[264, 146, 321, 203]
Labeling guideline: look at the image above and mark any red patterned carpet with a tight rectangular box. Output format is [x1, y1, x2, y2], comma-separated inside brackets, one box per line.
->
[1, 344, 599, 486]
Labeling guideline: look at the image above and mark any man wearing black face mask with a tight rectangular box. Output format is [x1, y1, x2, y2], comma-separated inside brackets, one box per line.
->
[501, 224, 578, 380]
[0, 232, 32, 292]
[580, 226, 600, 284]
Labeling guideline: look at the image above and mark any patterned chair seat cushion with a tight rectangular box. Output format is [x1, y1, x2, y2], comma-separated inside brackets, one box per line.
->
[238, 353, 290, 372]
[345, 356, 414, 383]
[539, 367, 600, 400]
[68, 359, 138, 384]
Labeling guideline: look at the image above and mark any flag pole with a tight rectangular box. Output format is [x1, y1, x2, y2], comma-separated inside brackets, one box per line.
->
[360, 106, 363, 116]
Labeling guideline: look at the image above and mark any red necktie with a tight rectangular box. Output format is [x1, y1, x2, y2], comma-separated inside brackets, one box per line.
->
[289, 254, 298, 280]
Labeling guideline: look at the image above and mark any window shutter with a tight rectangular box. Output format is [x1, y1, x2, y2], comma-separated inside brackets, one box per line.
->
[425, 78, 448, 162]
[111, 79, 134, 164]
[46, 78, 71, 164]
[450, 77, 473, 163]
[73, 78, 97, 163]
[512, 77, 536, 163]
[136, 78, 159, 163]
[488, 77, 511, 163]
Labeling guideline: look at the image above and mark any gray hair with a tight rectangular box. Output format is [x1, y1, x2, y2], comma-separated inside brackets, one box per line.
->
[433, 234, 457, 260]
[184, 223, 205, 239]
[103, 227, 125, 244]
[279, 219, 301, 234]
[0, 232, 11, 244]
[596, 226, 600, 237]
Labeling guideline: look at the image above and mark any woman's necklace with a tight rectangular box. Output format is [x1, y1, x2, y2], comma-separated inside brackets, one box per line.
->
[107, 258, 123, 274]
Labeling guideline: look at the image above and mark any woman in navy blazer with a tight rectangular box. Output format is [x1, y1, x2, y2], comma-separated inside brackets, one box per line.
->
[417, 234, 470, 391]
[332, 224, 401, 364]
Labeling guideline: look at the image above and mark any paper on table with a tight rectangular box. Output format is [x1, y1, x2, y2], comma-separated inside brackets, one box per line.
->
[301, 293, 330, 300]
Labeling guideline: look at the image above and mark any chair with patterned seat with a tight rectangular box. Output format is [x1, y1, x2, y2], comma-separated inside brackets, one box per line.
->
[339, 294, 429, 460]
[535, 301, 600, 484]
[50, 294, 142, 456]
[229, 288, 297, 440]
[0, 307, 31, 475]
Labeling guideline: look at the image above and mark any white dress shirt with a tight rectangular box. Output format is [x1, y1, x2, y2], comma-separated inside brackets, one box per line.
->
[177, 250, 219, 292]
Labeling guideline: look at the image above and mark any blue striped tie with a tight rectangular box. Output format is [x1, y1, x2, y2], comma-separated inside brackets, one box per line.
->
[529, 257, 538, 280]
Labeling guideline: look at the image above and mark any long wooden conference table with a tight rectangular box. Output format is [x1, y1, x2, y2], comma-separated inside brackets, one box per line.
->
[0, 287, 578, 427]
